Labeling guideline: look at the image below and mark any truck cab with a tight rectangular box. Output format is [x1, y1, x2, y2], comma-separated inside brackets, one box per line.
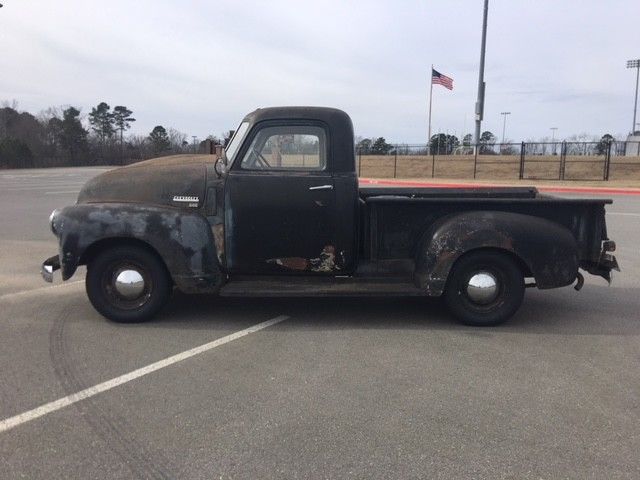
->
[221, 107, 358, 275]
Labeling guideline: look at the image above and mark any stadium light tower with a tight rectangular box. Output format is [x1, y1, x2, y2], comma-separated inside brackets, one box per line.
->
[627, 59, 640, 134]
[500, 112, 511, 144]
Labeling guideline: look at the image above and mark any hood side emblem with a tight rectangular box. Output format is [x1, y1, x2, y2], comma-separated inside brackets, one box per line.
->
[173, 195, 200, 207]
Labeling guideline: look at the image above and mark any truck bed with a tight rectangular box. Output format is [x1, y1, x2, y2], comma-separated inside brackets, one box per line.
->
[356, 185, 614, 283]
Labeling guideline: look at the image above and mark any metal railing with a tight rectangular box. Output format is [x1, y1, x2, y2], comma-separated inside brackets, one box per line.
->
[356, 141, 640, 181]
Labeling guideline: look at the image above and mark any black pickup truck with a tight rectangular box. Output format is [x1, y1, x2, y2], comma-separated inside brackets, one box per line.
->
[42, 107, 619, 326]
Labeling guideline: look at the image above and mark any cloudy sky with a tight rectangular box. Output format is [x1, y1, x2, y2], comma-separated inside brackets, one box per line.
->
[1, 0, 638, 143]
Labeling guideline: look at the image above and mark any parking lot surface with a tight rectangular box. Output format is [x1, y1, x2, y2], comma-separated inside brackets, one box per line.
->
[0, 168, 639, 479]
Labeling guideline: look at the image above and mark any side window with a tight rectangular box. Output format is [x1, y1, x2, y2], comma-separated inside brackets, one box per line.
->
[240, 125, 326, 171]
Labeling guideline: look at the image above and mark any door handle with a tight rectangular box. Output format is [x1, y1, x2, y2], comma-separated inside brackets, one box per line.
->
[309, 184, 333, 191]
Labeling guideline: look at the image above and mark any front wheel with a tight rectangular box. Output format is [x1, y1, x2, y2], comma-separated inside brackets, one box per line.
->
[443, 251, 525, 326]
[86, 245, 171, 323]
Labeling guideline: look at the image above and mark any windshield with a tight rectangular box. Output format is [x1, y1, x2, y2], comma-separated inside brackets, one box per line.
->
[224, 121, 250, 165]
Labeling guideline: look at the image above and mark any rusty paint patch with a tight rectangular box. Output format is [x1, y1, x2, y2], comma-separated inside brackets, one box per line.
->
[267, 245, 340, 272]
[212, 223, 225, 265]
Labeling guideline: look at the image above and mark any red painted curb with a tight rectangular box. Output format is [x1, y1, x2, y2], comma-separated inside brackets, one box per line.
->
[359, 178, 640, 196]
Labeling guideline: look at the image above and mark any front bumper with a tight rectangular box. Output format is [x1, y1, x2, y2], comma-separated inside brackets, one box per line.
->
[41, 255, 60, 283]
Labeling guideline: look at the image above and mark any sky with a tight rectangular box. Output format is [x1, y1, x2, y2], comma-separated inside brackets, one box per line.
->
[1, 0, 639, 143]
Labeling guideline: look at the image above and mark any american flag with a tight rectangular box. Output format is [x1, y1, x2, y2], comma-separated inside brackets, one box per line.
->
[432, 69, 453, 90]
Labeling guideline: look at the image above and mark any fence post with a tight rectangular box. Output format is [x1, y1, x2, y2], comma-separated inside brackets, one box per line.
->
[559, 141, 566, 180]
[394, 146, 397, 178]
[473, 144, 478, 178]
[429, 144, 436, 178]
[519, 142, 525, 179]
[604, 141, 612, 181]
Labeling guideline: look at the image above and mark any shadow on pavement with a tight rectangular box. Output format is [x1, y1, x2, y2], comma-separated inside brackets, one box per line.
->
[151, 284, 640, 337]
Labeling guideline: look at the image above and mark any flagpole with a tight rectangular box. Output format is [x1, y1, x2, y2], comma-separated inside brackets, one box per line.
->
[428, 64, 433, 153]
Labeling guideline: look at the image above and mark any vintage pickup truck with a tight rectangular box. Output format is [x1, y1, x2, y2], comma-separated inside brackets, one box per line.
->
[42, 107, 619, 326]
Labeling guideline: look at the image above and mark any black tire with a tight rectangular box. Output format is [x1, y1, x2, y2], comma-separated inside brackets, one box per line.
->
[85, 245, 171, 323]
[443, 251, 525, 326]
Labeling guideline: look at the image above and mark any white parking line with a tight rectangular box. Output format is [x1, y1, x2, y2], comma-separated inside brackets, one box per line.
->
[0, 315, 289, 434]
[3, 185, 86, 191]
[608, 212, 640, 217]
[0, 281, 83, 301]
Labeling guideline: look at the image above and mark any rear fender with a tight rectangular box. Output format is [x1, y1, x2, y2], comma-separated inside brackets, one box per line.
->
[52, 203, 221, 293]
[414, 211, 578, 295]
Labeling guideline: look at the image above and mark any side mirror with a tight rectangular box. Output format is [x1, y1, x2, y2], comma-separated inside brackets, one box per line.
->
[214, 157, 226, 177]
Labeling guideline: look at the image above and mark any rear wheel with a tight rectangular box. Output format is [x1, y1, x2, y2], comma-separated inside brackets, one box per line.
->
[85, 245, 171, 323]
[444, 251, 525, 326]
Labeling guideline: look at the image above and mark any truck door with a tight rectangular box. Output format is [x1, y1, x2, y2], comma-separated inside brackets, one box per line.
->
[225, 121, 339, 274]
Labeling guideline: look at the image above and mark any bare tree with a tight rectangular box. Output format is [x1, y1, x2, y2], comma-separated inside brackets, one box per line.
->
[167, 127, 188, 153]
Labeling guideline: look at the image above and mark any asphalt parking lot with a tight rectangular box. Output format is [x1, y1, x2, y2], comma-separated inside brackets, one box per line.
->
[0, 167, 639, 479]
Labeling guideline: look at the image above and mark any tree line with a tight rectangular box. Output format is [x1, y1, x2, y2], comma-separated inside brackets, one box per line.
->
[356, 131, 498, 155]
[356, 131, 619, 156]
[1, 100, 624, 169]
[0, 101, 230, 169]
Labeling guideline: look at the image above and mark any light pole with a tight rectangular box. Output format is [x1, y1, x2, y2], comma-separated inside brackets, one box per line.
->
[627, 59, 640, 134]
[474, 0, 489, 148]
[550, 127, 558, 155]
[500, 112, 511, 144]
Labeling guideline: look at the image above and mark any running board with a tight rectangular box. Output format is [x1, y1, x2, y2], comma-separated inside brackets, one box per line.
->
[219, 276, 425, 297]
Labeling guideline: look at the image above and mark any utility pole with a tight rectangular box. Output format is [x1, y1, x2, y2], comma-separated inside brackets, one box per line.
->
[627, 59, 640, 134]
[500, 111, 511, 144]
[427, 64, 433, 152]
[474, 0, 489, 148]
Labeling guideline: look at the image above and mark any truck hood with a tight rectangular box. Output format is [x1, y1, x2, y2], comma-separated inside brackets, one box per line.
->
[77, 155, 210, 209]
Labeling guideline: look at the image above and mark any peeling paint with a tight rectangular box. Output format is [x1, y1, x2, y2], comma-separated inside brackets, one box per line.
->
[212, 223, 225, 265]
[267, 245, 340, 272]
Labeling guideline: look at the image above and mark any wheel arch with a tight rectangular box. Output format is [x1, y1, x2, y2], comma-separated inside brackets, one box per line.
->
[446, 246, 532, 284]
[80, 237, 171, 278]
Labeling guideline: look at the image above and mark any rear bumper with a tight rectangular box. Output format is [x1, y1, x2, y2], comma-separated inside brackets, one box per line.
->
[41, 255, 60, 283]
[584, 240, 620, 284]
[596, 253, 620, 283]
[600, 252, 620, 272]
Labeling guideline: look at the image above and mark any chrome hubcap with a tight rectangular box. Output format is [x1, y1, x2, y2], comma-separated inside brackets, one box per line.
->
[466, 272, 499, 304]
[114, 269, 145, 300]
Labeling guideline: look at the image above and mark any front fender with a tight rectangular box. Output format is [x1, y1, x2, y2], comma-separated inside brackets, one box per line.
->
[52, 203, 221, 293]
[414, 211, 578, 295]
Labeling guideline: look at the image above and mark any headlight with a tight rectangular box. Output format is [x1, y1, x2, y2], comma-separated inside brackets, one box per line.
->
[49, 209, 60, 235]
